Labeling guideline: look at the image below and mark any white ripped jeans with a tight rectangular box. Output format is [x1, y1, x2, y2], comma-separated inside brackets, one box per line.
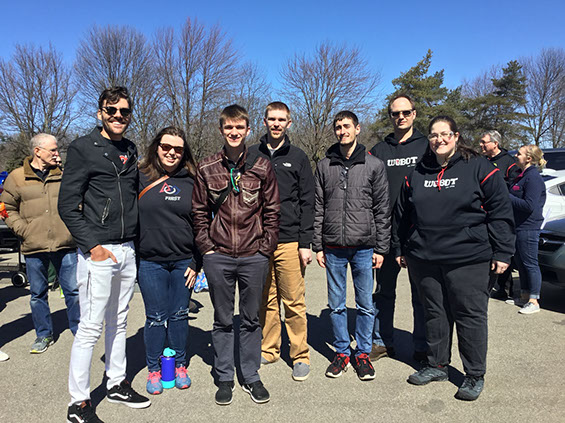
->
[68, 242, 136, 405]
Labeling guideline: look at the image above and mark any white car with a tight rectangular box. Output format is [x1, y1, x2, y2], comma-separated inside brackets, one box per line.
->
[542, 170, 565, 224]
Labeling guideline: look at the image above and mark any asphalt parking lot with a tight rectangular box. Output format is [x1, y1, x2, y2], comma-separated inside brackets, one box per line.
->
[0, 251, 564, 423]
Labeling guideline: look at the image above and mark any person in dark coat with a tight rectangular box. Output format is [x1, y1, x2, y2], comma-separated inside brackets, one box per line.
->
[313, 110, 390, 382]
[394, 116, 515, 401]
[508, 144, 546, 314]
[369, 94, 428, 362]
[137, 126, 202, 394]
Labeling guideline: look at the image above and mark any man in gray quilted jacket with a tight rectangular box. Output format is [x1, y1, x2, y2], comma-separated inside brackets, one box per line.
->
[313, 110, 390, 382]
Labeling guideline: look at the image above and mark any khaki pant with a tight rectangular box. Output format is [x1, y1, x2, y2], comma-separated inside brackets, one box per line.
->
[260, 242, 310, 365]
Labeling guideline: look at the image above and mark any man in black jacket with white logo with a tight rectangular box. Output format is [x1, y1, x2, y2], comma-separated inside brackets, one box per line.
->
[480, 130, 520, 186]
[250, 102, 315, 381]
[314, 111, 390, 381]
[369, 94, 428, 363]
[60, 87, 150, 423]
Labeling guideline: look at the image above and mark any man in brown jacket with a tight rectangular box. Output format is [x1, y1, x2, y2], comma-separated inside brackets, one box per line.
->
[192, 104, 280, 406]
[1, 133, 79, 354]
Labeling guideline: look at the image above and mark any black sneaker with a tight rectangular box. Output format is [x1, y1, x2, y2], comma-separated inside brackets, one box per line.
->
[325, 353, 350, 378]
[242, 380, 270, 404]
[67, 400, 104, 423]
[407, 365, 448, 385]
[352, 353, 376, 381]
[455, 375, 484, 401]
[107, 379, 151, 409]
[215, 381, 235, 405]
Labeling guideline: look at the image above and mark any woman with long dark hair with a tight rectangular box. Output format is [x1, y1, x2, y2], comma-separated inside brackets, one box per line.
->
[393, 116, 514, 401]
[508, 144, 546, 314]
[137, 126, 201, 394]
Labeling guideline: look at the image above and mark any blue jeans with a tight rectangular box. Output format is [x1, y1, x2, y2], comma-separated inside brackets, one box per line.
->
[515, 229, 542, 299]
[372, 253, 427, 352]
[138, 259, 193, 371]
[325, 247, 375, 355]
[25, 250, 79, 338]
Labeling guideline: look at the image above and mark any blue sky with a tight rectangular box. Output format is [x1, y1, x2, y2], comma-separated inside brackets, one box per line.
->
[2, 0, 564, 98]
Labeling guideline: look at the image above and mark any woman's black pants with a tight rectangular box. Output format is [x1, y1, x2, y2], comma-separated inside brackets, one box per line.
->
[406, 257, 490, 376]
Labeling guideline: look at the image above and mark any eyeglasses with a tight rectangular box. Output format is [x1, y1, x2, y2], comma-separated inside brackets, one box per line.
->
[159, 143, 184, 155]
[102, 106, 132, 118]
[479, 139, 493, 145]
[390, 110, 414, 118]
[428, 131, 454, 141]
[38, 146, 59, 155]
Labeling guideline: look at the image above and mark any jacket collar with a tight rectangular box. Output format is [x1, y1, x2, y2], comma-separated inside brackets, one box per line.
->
[258, 134, 291, 157]
[327, 142, 366, 166]
[419, 149, 464, 173]
[384, 128, 427, 146]
[488, 148, 510, 162]
[23, 156, 62, 180]
[221, 144, 260, 172]
[91, 127, 137, 170]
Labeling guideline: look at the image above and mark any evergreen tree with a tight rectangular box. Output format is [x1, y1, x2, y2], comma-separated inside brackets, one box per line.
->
[371, 50, 464, 142]
[461, 60, 527, 148]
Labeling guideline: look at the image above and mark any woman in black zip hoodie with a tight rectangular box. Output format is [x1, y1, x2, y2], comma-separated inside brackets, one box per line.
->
[137, 127, 202, 395]
[393, 116, 515, 401]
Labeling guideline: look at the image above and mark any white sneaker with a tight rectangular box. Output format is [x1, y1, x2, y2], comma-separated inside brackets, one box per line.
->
[0, 350, 9, 362]
[519, 302, 540, 314]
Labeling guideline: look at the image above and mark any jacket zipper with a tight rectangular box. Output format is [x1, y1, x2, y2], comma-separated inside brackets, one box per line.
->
[342, 166, 349, 244]
[105, 153, 137, 240]
[101, 198, 111, 225]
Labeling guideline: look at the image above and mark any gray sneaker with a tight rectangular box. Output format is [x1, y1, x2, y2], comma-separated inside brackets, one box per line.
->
[407, 365, 448, 385]
[30, 335, 54, 354]
[518, 302, 540, 314]
[455, 375, 484, 401]
[292, 362, 310, 381]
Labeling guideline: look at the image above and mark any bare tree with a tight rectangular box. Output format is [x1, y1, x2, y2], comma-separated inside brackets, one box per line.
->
[0, 44, 77, 140]
[75, 25, 162, 145]
[461, 66, 502, 99]
[280, 42, 381, 164]
[230, 62, 272, 145]
[522, 48, 565, 147]
[154, 18, 239, 159]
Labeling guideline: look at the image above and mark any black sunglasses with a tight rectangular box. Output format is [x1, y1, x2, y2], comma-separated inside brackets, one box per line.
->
[159, 143, 184, 155]
[102, 106, 132, 118]
[390, 110, 413, 118]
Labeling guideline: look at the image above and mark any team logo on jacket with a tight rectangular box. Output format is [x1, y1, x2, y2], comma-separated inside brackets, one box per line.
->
[423, 178, 459, 189]
[387, 156, 418, 167]
[160, 182, 181, 200]
[119, 155, 128, 164]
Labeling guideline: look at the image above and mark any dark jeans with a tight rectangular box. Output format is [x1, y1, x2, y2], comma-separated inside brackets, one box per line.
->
[203, 252, 269, 383]
[372, 253, 427, 352]
[407, 257, 490, 376]
[25, 250, 79, 338]
[138, 259, 193, 371]
[515, 229, 542, 299]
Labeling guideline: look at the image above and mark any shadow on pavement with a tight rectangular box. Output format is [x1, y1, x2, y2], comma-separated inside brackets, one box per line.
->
[540, 282, 565, 314]
[0, 307, 72, 347]
[0, 284, 29, 312]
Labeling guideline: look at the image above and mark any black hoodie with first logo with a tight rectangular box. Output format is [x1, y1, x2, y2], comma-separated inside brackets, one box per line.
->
[393, 151, 515, 265]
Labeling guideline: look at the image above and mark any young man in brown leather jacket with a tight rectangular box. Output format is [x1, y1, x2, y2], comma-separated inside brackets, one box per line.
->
[192, 104, 280, 406]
